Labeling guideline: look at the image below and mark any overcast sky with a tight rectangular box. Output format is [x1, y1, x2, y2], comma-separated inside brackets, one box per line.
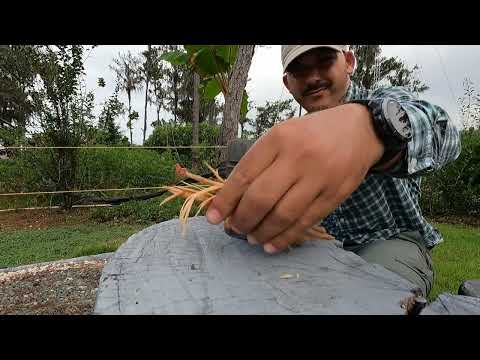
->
[83, 45, 480, 144]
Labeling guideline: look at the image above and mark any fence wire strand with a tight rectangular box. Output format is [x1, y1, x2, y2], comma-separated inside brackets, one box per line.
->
[0, 186, 168, 197]
[0, 144, 224, 206]
[0, 145, 226, 150]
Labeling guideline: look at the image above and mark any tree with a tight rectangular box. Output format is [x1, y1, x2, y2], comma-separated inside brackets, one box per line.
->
[162, 45, 255, 160]
[350, 45, 429, 93]
[96, 86, 127, 145]
[72, 87, 96, 144]
[141, 45, 153, 144]
[175, 66, 195, 123]
[219, 45, 255, 152]
[175, 75, 224, 125]
[147, 46, 170, 127]
[192, 72, 200, 170]
[203, 99, 223, 126]
[459, 78, 480, 130]
[128, 110, 139, 142]
[147, 45, 198, 126]
[239, 99, 254, 138]
[249, 99, 296, 137]
[110, 51, 143, 144]
[31, 45, 95, 209]
[144, 46, 164, 125]
[162, 45, 190, 124]
[0, 45, 39, 145]
[97, 77, 106, 87]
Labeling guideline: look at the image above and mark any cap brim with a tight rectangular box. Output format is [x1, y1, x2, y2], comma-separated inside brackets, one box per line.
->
[283, 45, 346, 72]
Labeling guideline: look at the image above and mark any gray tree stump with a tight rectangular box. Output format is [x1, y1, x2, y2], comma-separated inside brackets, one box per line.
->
[94, 217, 423, 315]
[421, 293, 480, 315]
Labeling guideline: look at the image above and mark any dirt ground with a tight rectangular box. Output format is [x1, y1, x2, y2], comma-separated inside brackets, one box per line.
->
[0, 208, 94, 231]
[0, 209, 107, 315]
[0, 259, 107, 315]
[3, 208, 477, 231]
[428, 215, 480, 227]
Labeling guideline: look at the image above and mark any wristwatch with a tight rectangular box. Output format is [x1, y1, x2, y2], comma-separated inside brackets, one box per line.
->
[349, 98, 412, 169]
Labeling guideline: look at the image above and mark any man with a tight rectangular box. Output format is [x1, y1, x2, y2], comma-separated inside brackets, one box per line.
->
[207, 45, 461, 297]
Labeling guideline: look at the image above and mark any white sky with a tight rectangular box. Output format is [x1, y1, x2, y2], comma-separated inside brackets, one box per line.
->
[83, 45, 480, 144]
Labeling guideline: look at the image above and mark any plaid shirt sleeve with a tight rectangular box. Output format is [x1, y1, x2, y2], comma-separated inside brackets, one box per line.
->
[367, 87, 461, 177]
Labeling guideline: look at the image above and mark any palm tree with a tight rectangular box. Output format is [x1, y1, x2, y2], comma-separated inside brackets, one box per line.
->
[141, 45, 153, 145]
[148, 46, 168, 126]
[192, 72, 200, 171]
[110, 51, 143, 144]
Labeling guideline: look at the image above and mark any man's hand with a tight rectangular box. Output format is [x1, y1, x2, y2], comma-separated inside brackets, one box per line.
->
[207, 104, 385, 254]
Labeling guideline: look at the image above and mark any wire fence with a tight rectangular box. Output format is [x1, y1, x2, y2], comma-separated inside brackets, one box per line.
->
[0, 144, 224, 212]
[0, 204, 113, 213]
[0, 145, 226, 150]
[0, 186, 167, 197]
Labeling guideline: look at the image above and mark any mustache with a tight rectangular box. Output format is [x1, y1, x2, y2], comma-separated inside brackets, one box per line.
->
[302, 80, 331, 96]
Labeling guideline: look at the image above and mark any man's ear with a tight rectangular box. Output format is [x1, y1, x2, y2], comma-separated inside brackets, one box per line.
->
[283, 73, 291, 91]
[344, 50, 356, 75]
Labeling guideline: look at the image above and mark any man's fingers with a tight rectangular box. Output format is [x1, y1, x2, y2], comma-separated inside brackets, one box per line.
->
[206, 134, 278, 225]
[306, 227, 336, 240]
[228, 158, 298, 235]
[263, 191, 341, 253]
[246, 176, 323, 244]
[291, 227, 335, 246]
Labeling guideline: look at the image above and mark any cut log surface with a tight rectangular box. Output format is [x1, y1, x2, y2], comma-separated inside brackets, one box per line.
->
[94, 217, 421, 315]
[421, 293, 480, 315]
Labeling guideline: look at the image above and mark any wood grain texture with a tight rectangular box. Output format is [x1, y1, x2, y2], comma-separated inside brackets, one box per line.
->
[94, 217, 422, 315]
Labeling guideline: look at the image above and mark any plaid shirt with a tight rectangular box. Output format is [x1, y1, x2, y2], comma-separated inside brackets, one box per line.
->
[321, 81, 461, 250]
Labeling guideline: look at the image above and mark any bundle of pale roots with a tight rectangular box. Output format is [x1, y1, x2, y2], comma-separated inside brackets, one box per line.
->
[160, 163, 335, 246]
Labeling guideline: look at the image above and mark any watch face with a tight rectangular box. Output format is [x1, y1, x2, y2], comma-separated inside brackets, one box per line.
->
[383, 99, 412, 139]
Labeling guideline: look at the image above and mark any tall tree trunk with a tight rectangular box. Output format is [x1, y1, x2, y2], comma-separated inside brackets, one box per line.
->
[192, 73, 200, 171]
[142, 83, 148, 144]
[59, 148, 78, 210]
[207, 100, 217, 126]
[143, 45, 151, 145]
[173, 72, 178, 124]
[143, 80, 149, 144]
[219, 45, 255, 160]
[128, 91, 132, 145]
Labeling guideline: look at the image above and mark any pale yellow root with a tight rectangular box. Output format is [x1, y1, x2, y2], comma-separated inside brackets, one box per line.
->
[203, 161, 225, 183]
[182, 170, 221, 187]
[178, 183, 223, 235]
[159, 193, 182, 207]
[162, 186, 210, 203]
[195, 196, 215, 216]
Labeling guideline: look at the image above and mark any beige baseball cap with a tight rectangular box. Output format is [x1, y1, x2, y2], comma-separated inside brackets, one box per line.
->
[281, 45, 350, 72]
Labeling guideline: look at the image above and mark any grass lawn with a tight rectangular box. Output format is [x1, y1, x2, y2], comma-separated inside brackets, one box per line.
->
[0, 223, 144, 268]
[428, 223, 480, 301]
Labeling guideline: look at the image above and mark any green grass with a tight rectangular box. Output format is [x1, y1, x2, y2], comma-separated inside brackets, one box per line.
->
[428, 223, 480, 301]
[0, 194, 192, 269]
[0, 223, 144, 268]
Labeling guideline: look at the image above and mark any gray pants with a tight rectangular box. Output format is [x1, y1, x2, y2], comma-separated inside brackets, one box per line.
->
[344, 231, 435, 297]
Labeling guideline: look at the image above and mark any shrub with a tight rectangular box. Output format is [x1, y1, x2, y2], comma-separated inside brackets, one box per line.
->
[0, 148, 178, 209]
[145, 123, 221, 171]
[89, 195, 203, 224]
[420, 128, 480, 216]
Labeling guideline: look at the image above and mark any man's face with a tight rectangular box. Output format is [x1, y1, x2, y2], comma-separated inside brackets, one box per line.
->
[283, 47, 355, 112]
